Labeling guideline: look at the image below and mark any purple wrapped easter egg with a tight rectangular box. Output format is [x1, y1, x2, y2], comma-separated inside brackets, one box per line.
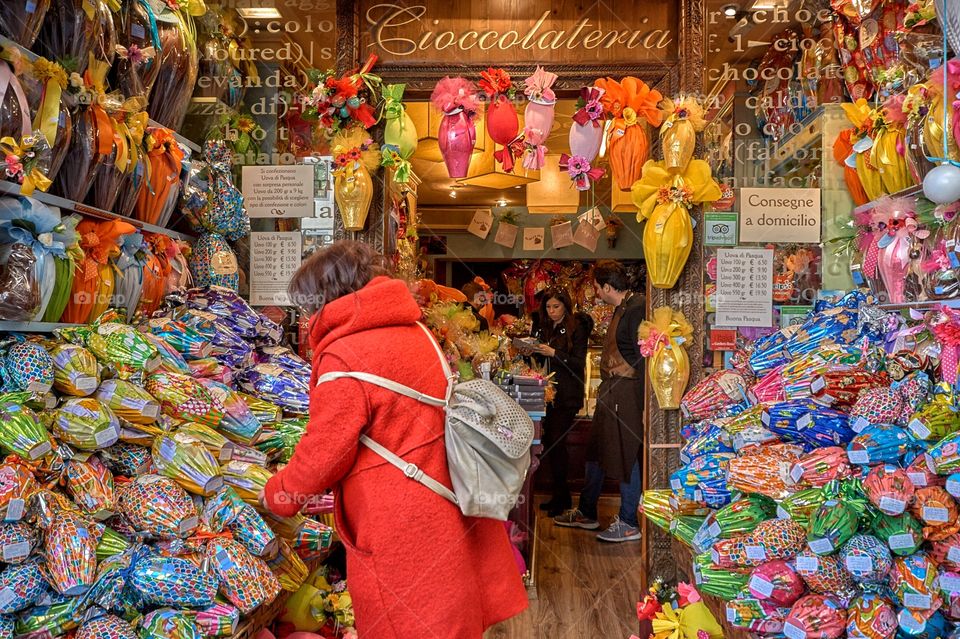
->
[236, 364, 309, 415]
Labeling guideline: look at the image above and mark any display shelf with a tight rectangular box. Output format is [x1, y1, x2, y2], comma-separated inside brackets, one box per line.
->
[0, 181, 195, 241]
[0, 321, 80, 333]
[853, 185, 924, 215]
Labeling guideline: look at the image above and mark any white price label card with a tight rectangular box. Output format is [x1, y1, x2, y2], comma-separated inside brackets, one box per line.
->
[777, 505, 790, 520]
[846, 555, 873, 573]
[4, 498, 25, 522]
[2, 541, 29, 562]
[852, 416, 870, 433]
[795, 555, 819, 572]
[909, 419, 931, 440]
[811, 377, 826, 393]
[888, 533, 916, 550]
[745, 545, 767, 562]
[924, 506, 950, 523]
[903, 593, 932, 609]
[808, 538, 834, 554]
[749, 575, 774, 598]
[878, 496, 906, 514]
[941, 575, 960, 593]
[908, 472, 928, 487]
[761, 411, 771, 426]
[948, 479, 960, 498]
[797, 414, 812, 429]
[707, 522, 722, 537]
[789, 464, 805, 484]
[784, 622, 806, 639]
[949, 546, 960, 563]
[94, 427, 117, 447]
[847, 449, 869, 465]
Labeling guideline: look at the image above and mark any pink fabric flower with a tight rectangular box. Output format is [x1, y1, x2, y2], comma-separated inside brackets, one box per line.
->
[677, 582, 702, 606]
[4, 154, 22, 177]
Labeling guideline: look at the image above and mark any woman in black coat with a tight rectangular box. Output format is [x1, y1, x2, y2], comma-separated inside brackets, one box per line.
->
[530, 288, 593, 516]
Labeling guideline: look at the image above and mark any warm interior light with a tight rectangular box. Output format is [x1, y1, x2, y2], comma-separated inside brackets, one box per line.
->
[497, 199, 508, 207]
[722, 4, 738, 16]
[236, 7, 283, 19]
[449, 189, 458, 199]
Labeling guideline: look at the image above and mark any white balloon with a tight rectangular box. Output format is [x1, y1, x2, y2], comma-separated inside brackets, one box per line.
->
[923, 163, 960, 204]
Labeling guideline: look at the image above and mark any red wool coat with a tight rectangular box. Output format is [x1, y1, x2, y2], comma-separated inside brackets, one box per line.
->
[264, 276, 528, 638]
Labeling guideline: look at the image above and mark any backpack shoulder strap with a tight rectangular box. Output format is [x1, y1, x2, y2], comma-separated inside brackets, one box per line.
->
[315, 371, 446, 407]
[415, 322, 456, 401]
[358, 434, 459, 506]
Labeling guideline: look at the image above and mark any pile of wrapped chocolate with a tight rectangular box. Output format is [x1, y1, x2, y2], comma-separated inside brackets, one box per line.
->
[643, 292, 960, 638]
[0, 286, 332, 639]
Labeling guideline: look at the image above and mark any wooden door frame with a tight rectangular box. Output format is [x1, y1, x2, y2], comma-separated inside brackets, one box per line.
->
[335, 0, 707, 585]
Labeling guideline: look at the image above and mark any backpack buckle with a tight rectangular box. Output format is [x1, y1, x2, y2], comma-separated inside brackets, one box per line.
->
[403, 463, 422, 480]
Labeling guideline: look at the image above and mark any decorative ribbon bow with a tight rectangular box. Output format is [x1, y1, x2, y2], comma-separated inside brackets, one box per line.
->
[0, 136, 51, 196]
[572, 86, 604, 127]
[115, 44, 156, 67]
[380, 145, 410, 183]
[28, 57, 67, 147]
[495, 135, 525, 174]
[559, 153, 604, 191]
[932, 306, 960, 387]
[522, 138, 546, 171]
[83, 58, 116, 158]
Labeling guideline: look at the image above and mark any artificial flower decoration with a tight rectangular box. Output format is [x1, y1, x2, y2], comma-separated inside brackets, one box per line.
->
[0, 136, 50, 195]
[632, 159, 722, 289]
[303, 54, 381, 139]
[522, 66, 558, 170]
[207, 113, 264, 157]
[659, 96, 707, 173]
[595, 76, 664, 189]
[115, 43, 156, 67]
[331, 127, 380, 231]
[430, 76, 480, 178]
[569, 86, 605, 163]
[380, 84, 417, 183]
[479, 68, 521, 172]
[559, 153, 603, 191]
[639, 306, 693, 410]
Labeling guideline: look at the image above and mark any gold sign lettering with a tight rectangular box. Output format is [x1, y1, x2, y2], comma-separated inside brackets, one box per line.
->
[364, 4, 674, 58]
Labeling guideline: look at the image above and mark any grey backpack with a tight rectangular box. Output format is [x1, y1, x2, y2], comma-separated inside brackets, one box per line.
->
[315, 323, 534, 520]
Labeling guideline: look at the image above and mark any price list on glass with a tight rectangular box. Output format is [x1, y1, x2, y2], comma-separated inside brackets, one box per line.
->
[716, 248, 774, 327]
[250, 232, 302, 306]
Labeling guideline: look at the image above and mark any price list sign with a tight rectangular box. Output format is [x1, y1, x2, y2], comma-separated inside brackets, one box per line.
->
[250, 232, 302, 306]
[716, 248, 774, 328]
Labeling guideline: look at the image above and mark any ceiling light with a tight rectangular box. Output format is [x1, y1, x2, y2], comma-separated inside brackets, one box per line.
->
[237, 7, 282, 19]
[449, 189, 458, 199]
[497, 199, 508, 207]
[514, 185, 522, 189]
[722, 4, 738, 16]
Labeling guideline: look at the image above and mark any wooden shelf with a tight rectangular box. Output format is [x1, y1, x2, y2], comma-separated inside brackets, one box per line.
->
[0, 181, 195, 241]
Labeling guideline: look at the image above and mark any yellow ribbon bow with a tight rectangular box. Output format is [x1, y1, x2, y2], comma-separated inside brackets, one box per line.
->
[651, 603, 683, 639]
[0, 136, 52, 196]
[28, 57, 67, 147]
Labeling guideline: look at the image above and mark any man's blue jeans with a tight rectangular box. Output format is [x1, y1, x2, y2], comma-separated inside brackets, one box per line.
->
[577, 459, 641, 528]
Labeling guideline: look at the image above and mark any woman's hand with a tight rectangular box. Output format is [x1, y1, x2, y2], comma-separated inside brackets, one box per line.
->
[533, 344, 556, 358]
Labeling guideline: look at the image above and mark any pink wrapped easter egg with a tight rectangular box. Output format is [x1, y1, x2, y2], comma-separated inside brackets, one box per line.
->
[748, 560, 805, 607]
[784, 594, 847, 639]
[865, 464, 915, 515]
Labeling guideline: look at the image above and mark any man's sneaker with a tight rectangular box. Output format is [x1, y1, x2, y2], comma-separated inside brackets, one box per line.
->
[553, 509, 600, 530]
[596, 516, 641, 543]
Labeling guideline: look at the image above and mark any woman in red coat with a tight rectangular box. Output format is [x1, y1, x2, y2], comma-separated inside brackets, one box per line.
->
[263, 241, 528, 638]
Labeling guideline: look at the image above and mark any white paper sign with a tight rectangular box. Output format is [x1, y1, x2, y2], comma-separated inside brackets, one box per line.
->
[749, 575, 774, 597]
[523, 227, 546, 251]
[250, 232, 302, 306]
[739, 187, 821, 243]
[924, 506, 950, 522]
[578, 207, 606, 231]
[242, 165, 315, 218]
[468, 209, 494, 239]
[846, 555, 873, 573]
[572, 220, 599, 252]
[716, 248, 774, 327]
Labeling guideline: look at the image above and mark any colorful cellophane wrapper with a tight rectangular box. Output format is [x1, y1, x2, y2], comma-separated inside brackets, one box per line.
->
[175, 423, 233, 463]
[294, 517, 334, 560]
[185, 286, 264, 339]
[194, 603, 239, 636]
[784, 594, 846, 639]
[66, 457, 115, 519]
[117, 475, 199, 540]
[671, 453, 734, 497]
[751, 365, 787, 404]
[777, 487, 825, 529]
[0, 521, 36, 564]
[96, 527, 132, 562]
[910, 396, 960, 442]
[929, 433, 960, 474]
[77, 614, 138, 639]
[140, 608, 203, 639]
[870, 511, 923, 556]
[254, 346, 311, 379]
[840, 534, 893, 583]
[130, 554, 219, 608]
[238, 392, 282, 424]
[267, 538, 308, 592]
[728, 445, 801, 499]
[142, 332, 192, 375]
[101, 442, 154, 477]
[236, 364, 310, 415]
[0, 460, 37, 519]
[0, 560, 46, 613]
[2, 342, 54, 394]
[54, 398, 120, 451]
[911, 486, 960, 540]
[715, 404, 765, 434]
[640, 489, 673, 531]
[83, 322, 161, 373]
[144, 372, 225, 428]
[140, 318, 213, 360]
[668, 515, 704, 547]
[681, 369, 748, 421]
[205, 537, 280, 613]
[0, 397, 53, 460]
[43, 509, 99, 596]
[725, 597, 787, 633]
[849, 424, 922, 465]
[808, 499, 860, 554]
[693, 550, 749, 600]
[846, 594, 898, 639]
[890, 553, 940, 610]
[0, 614, 11, 638]
[938, 568, 960, 616]
[220, 461, 272, 506]
[197, 379, 262, 443]
[751, 518, 806, 560]
[864, 464, 915, 513]
[794, 549, 856, 596]
[763, 401, 855, 449]
[680, 424, 733, 462]
[187, 358, 233, 385]
[174, 309, 252, 369]
[51, 344, 100, 397]
[851, 386, 907, 425]
[716, 495, 776, 536]
[152, 435, 224, 497]
[808, 368, 888, 408]
[251, 426, 284, 463]
[201, 487, 277, 558]
[94, 379, 160, 425]
[794, 446, 853, 486]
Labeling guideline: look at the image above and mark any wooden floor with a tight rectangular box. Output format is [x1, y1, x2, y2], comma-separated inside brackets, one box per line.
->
[485, 496, 644, 639]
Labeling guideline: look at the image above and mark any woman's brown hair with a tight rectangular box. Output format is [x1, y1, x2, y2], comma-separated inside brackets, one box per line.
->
[288, 240, 389, 315]
[538, 287, 577, 352]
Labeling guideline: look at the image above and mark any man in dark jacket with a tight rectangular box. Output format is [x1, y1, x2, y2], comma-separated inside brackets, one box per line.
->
[554, 260, 644, 543]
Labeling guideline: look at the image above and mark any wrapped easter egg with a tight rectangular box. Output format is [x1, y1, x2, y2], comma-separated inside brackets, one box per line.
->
[238, 392, 282, 424]
[130, 554, 220, 608]
[0, 341, 53, 394]
[929, 533, 960, 571]
[116, 474, 198, 540]
[190, 234, 240, 290]
[850, 386, 908, 427]
[864, 464, 916, 515]
[0, 521, 36, 564]
[848, 424, 922, 466]
[0, 460, 37, 521]
[0, 394, 52, 460]
[777, 488, 827, 528]
[205, 537, 280, 613]
[144, 371, 225, 428]
[692, 495, 774, 552]
[140, 609, 203, 639]
[197, 379, 262, 444]
[201, 487, 277, 558]
[751, 518, 806, 561]
[0, 560, 46, 613]
[808, 499, 860, 555]
[890, 553, 941, 611]
[927, 432, 960, 474]
[100, 442, 154, 477]
[176, 309, 252, 369]
[36, 499, 98, 596]
[235, 364, 309, 415]
[143, 332, 192, 375]
[784, 594, 847, 639]
[65, 455, 115, 520]
[794, 549, 856, 597]
[681, 369, 749, 420]
[748, 560, 805, 607]
[175, 423, 234, 463]
[840, 534, 893, 584]
[76, 615, 138, 639]
[139, 317, 213, 360]
[152, 435, 224, 497]
[791, 446, 852, 487]
[724, 597, 788, 634]
[193, 603, 240, 637]
[846, 594, 898, 639]
[897, 608, 948, 637]
[911, 486, 960, 541]
[292, 517, 333, 561]
[869, 510, 924, 556]
[50, 344, 99, 397]
[53, 398, 120, 450]
[94, 379, 160, 425]
[74, 319, 161, 373]
[727, 444, 801, 499]
[221, 461, 273, 507]
[184, 286, 264, 339]
[266, 538, 309, 592]
[937, 567, 960, 620]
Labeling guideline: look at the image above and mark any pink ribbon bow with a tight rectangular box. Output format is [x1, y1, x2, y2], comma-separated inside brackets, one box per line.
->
[559, 153, 604, 191]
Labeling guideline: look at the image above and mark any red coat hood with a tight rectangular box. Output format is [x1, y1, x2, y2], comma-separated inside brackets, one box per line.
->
[309, 276, 423, 353]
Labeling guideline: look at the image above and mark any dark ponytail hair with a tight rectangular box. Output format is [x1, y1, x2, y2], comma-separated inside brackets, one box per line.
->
[538, 287, 577, 352]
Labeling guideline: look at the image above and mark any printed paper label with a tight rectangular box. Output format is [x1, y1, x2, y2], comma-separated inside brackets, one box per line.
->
[144, 403, 160, 419]
[811, 377, 826, 393]
[797, 415, 812, 429]
[879, 496, 906, 514]
[888, 533, 916, 550]
[219, 446, 233, 462]
[847, 449, 869, 465]
[29, 441, 52, 460]
[749, 575, 774, 598]
[808, 537, 833, 554]
[909, 419, 931, 440]
[94, 428, 117, 447]
[903, 593, 932, 609]
[784, 622, 806, 639]
[745, 545, 767, 562]
[180, 516, 198, 533]
[924, 506, 950, 522]
[795, 555, 818, 572]
[789, 464, 805, 484]
[908, 472, 928, 487]
[846, 555, 873, 572]
[941, 575, 960, 593]
[671, 478, 681, 491]
[948, 546, 960, 563]
[949, 479, 960, 497]
[0, 588, 14, 608]
[707, 522, 721, 537]
[852, 416, 870, 433]
[726, 606, 736, 622]
[131, 23, 145, 39]
[777, 506, 790, 519]
[4, 498, 24, 522]
[900, 612, 923, 632]
[2, 541, 29, 562]
[761, 411, 771, 426]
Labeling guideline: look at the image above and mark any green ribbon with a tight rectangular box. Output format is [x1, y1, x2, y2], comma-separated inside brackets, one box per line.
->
[382, 83, 406, 121]
[381, 145, 411, 183]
